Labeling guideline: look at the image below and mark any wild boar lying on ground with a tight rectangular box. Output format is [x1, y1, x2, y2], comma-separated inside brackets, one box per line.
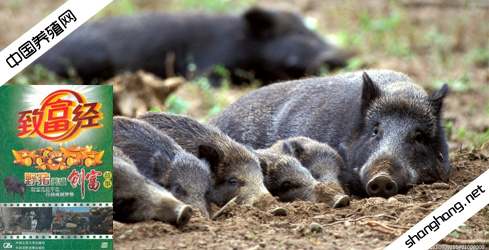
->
[256, 149, 349, 208]
[114, 117, 212, 217]
[35, 7, 352, 85]
[208, 70, 450, 198]
[113, 147, 193, 227]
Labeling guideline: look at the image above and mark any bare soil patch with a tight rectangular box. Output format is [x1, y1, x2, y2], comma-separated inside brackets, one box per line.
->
[113, 152, 489, 250]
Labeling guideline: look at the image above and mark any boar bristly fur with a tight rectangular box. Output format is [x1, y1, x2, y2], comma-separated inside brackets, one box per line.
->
[138, 112, 271, 207]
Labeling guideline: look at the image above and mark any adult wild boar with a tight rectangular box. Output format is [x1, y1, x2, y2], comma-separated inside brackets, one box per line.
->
[35, 7, 352, 85]
[208, 70, 450, 198]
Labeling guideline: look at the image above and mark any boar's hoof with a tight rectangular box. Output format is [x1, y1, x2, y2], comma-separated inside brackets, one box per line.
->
[176, 205, 193, 227]
[332, 194, 350, 208]
[366, 175, 398, 198]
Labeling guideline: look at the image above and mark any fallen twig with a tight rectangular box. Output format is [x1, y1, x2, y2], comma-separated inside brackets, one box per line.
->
[322, 214, 397, 227]
[359, 221, 410, 236]
[212, 196, 237, 220]
[346, 207, 361, 218]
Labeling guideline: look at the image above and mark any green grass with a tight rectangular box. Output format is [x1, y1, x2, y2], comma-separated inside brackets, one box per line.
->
[246, 228, 255, 240]
[432, 74, 474, 93]
[465, 41, 489, 68]
[10, 64, 75, 85]
[94, 0, 257, 19]
[171, 0, 256, 12]
[94, 0, 138, 18]
[188, 76, 230, 119]
[165, 94, 190, 114]
[340, 9, 415, 58]
[446, 121, 489, 150]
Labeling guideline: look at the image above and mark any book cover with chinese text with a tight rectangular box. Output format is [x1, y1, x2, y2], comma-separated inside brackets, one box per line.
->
[0, 85, 113, 250]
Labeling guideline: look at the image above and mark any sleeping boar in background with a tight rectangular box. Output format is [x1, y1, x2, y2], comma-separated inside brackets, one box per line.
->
[35, 7, 352, 85]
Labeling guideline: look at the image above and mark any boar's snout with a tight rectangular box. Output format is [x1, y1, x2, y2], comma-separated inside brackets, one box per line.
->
[242, 187, 275, 208]
[307, 49, 353, 74]
[175, 204, 193, 227]
[366, 175, 398, 198]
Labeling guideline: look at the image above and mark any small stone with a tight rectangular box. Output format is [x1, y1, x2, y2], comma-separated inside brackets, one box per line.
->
[344, 221, 351, 229]
[177, 243, 186, 248]
[372, 238, 380, 244]
[369, 197, 385, 204]
[333, 232, 347, 239]
[309, 222, 323, 233]
[270, 207, 287, 216]
[387, 197, 398, 203]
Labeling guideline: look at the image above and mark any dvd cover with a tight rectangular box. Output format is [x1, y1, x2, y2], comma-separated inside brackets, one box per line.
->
[0, 85, 113, 250]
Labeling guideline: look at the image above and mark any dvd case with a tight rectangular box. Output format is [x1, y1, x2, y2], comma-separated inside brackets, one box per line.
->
[0, 85, 113, 250]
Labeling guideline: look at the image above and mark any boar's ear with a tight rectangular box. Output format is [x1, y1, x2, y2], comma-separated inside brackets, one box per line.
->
[282, 141, 294, 156]
[149, 150, 166, 172]
[361, 72, 381, 117]
[428, 84, 449, 118]
[259, 158, 269, 175]
[244, 7, 276, 37]
[198, 144, 222, 174]
[337, 143, 348, 166]
[282, 141, 305, 160]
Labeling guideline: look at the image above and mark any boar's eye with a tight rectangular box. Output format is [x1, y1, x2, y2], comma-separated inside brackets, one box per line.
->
[228, 177, 239, 187]
[414, 131, 426, 144]
[372, 124, 380, 137]
[280, 181, 292, 192]
[173, 184, 184, 197]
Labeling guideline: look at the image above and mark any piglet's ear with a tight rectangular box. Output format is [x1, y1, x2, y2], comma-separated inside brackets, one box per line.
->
[361, 72, 381, 117]
[282, 141, 305, 160]
[428, 84, 449, 118]
[244, 7, 276, 37]
[198, 144, 222, 175]
[282, 141, 294, 156]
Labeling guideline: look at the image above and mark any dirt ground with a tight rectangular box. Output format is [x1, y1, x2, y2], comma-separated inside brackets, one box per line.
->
[1, 0, 488, 249]
[113, 153, 488, 250]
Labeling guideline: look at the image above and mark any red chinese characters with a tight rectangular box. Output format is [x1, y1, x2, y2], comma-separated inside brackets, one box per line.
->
[67, 168, 102, 199]
[17, 90, 103, 142]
